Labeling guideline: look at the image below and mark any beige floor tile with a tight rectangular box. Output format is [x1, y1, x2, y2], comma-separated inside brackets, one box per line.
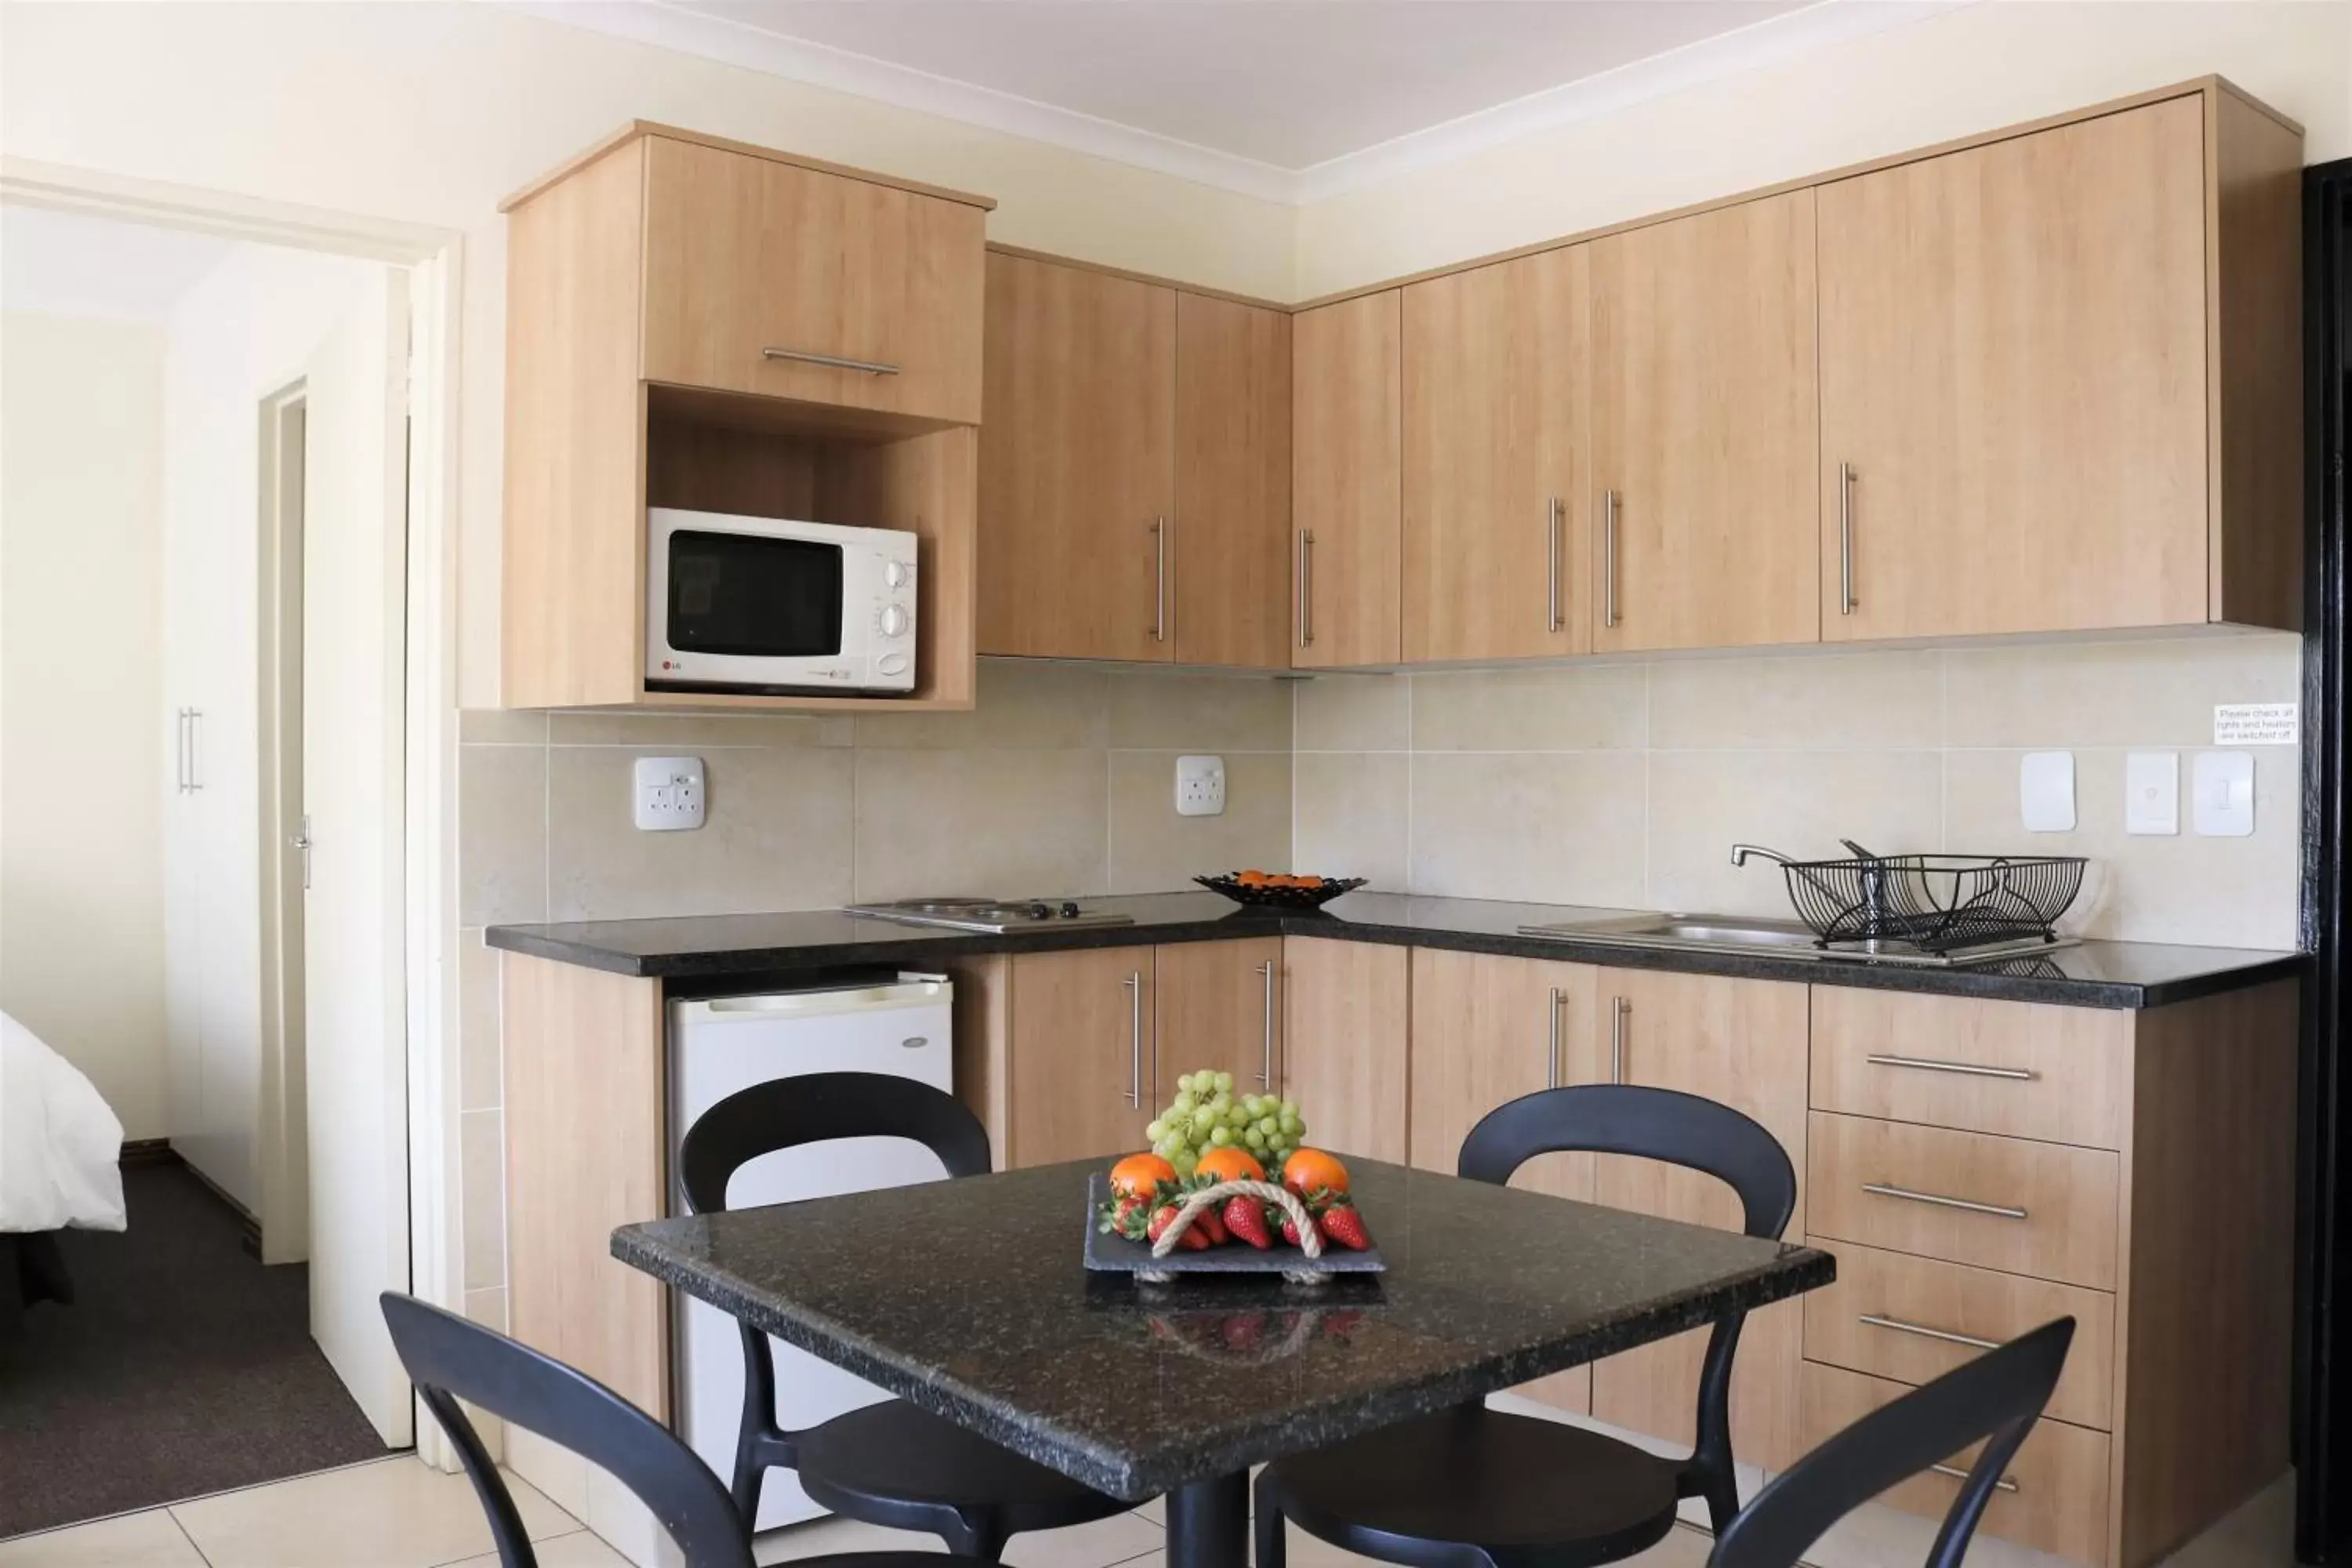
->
[437, 1527, 629, 1568]
[753, 1513, 936, 1564]
[0, 1508, 206, 1567]
[169, 1457, 576, 1568]
[999, 1508, 1164, 1568]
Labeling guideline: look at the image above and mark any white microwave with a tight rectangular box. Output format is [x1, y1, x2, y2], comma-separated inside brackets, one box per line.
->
[646, 507, 917, 696]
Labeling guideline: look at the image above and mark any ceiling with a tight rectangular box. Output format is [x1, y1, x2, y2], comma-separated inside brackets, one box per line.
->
[1, 205, 233, 324]
[517, 0, 1969, 201]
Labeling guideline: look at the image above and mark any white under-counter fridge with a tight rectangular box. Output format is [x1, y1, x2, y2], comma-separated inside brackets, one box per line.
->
[667, 974, 956, 1530]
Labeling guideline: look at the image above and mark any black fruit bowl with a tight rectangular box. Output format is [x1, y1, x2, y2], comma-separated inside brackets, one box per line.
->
[1195, 873, 1367, 909]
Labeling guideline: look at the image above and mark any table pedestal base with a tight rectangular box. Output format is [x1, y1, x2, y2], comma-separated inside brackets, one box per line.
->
[1165, 1469, 1248, 1568]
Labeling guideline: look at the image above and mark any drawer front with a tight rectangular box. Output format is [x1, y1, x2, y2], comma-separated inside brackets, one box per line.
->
[1800, 1361, 2111, 1566]
[1801, 1240, 2117, 1430]
[1810, 988, 2130, 1149]
[1807, 1112, 2120, 1290]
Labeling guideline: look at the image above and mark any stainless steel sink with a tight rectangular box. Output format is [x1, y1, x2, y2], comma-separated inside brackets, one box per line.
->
[1515, 912, 2076, 967]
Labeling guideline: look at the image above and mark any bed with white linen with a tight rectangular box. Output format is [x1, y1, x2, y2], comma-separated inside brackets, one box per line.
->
[1, 1011, 126, 1334]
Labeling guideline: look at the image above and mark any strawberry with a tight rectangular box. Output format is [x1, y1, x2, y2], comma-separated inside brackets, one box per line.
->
[1278, 1208, 1319, 1248]
[1145, 1204, 1184, 1244]
[1222, 1196, 1274, 1249]
[1318, 1203, 1372, 1251]
[1178, 1221, 1215, 1250]
[1195, 1208, 1231, 1247]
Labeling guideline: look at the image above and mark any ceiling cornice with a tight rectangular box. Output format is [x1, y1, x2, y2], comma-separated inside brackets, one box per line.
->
[502, 0, 1976, 208]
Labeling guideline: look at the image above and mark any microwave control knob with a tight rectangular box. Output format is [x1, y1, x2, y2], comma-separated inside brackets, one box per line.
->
[879, 604, 911, 638]
[884, 561, 912, 589]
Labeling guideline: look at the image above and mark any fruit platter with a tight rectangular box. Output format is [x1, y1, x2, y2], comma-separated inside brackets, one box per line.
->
[1194, 870, 1367, 910]
[1084, 1069, 1383, 1284]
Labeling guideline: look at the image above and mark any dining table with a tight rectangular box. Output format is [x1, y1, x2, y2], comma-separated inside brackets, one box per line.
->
[612, 1156, 1836, 1568]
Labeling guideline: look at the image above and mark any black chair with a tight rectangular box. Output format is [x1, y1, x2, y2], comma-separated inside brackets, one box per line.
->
[1710, 1318, 2076, 1568]
[379, 1290, 952, 1568]
[1255, 1084, 1798, 1568]
[678, 1072, 1131, 1557]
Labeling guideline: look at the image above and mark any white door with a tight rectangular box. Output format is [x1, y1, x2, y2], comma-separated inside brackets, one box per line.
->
[300, 270, 412, 1446]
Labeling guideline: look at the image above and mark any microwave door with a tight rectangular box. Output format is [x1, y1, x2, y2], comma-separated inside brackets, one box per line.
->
[667, 529, 845, 661]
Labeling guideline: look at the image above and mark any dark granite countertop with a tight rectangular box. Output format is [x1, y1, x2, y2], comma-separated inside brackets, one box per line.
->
[612, 1157, 1834, 1499]
[487, 890, 2302, 1009]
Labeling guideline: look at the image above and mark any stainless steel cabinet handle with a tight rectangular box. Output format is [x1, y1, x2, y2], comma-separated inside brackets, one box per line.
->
[1866, 1053, 2038, 1083]
[760, 347, 899, 376]
[1861, 1181, 2028, 1221]
[291, 814, 314, 891]
[1927, 1461, 2020, 1495]
[1838, 461, 1856, 615]
[1546, 987, 1563, 1089]
[1151, 517, 1167, 642]
[1546, 496, 1563, 633]
[183, 709, 203, 792]
[1602, 490, 1620, 630]
[1296, 531, 1316, 647]
[175, 709, 189, 793]
[1610, 995, 1629, 1083]
[1124, 973, 1143, 1108]
[1858, 1312, 2003, 1352]
[1258, 960, 1277, 1089]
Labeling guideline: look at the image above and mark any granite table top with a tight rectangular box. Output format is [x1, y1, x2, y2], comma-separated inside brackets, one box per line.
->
[611, 1158, 1835, 1500]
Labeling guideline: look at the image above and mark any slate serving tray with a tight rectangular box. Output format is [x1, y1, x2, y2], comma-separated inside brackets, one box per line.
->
[1080, 1172, 1386, 1279]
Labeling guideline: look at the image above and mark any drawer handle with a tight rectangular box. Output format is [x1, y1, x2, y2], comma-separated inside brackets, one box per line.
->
[1928, 1461, 2020, 1495]
[1858, 1312, 2003, 1352]
[1866, 1052, 2038, 1083]
[761, 347, 901, 376]
[1861, 1181, 2028, 1221]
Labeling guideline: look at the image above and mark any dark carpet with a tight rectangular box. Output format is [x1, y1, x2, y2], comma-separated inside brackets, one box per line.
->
[0, 1163, 389, 1537]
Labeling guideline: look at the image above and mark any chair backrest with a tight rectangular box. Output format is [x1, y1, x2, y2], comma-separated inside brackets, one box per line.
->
[678, 1070, 992, 1216]
[1457, 1084, 1798, 1241]
[1708, 1318, 2077, 1568]
[379, 1292, 754, 1568]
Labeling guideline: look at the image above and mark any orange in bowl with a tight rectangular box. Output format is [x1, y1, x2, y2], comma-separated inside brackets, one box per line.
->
[1109, 1152, 1178, 1200]
[1194, 1147, 1265, 1185]
[1281, 1148, 1350, 1199]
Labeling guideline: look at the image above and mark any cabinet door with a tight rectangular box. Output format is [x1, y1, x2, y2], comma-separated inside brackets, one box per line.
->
[1588, 969, 1809, 1469]
[1591, 192, 1819, 653]
[1817, 97, 2208, 640]
[1006, 947, 1153, 1167]
[1153, 938, 1284, 1109]
[640, 137, 985, 424]
[1174, 296, 1292, 668]
[1279, 937, 1406, 1163]
[1403, 248, 1591, 662]
[978, 252, 1177, 661]
[1292, 292, 1403, 668]
[1407, 949, 1600, 1415]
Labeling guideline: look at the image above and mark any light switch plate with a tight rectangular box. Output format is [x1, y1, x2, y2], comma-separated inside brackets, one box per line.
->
[2020, 752, 2075, 833]
[2193, 750, 2255, 837]
[2125, 752, 2179, 836]
[1174, 755, 1225, 817]
[633, 755, 706, 831]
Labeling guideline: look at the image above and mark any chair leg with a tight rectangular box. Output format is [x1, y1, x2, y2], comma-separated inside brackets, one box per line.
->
[728, 1443, 763, 1533]
[1254, 1476, 1283, 1568]
[940, 1508, 1009, 1562]
[1700, 1468, 1740, 1538]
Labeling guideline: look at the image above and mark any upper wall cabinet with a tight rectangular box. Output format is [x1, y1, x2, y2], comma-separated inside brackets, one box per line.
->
[978, 251, 1292, 666]
[1403, 248, 1591, 662]
[1817, 90, 2303, 639]
[499, 125, 991, 710]
[1293, 290, 1404, 668]
[1590, 190, 1821, 654]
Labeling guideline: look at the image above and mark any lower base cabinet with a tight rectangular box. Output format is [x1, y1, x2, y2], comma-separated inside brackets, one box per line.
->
[1280, 936, 1409, 1163]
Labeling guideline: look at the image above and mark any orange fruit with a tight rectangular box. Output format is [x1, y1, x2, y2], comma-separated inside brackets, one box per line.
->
[1281, 1148, 1350, 1199]
[1194, 1147, 1265, 1185]
[1110, 1152, 1178, 1200]
[1236, 869, 1270, 886]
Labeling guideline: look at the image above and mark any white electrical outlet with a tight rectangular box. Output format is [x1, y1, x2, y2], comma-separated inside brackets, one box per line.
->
[1174, 755, 1225, 817]
[633, 755, 706, 831]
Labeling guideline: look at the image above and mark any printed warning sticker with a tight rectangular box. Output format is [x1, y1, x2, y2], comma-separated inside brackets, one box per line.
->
[2213, 703, 2299, 745]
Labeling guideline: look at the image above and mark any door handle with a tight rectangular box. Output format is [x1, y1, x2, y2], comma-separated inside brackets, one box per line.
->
[760, 346, 899, 376]
[1258, 960, 1277, 1090]
[1866, 1053, 2037, 1083]
[1546, 986, 1563, 1088]
[1838, 461, 1857, 616]
[1610, 995, 1629, 1083]
[1151, 517, 1167, 643]
[1861, 1181, 2029, 1221]
[1857, 1312, 2003, 1352]
[1124, 972, 1144, 1109]
[175, 709, 190, 793]
[1602, 491, 1620, 630]
[291, 814, 314, 891]
[1296, 531, 1315, 648]
[1927, 1461, 2020, 1495]
[1546, 496, 1563, 633]
[184, 709, 202, 792]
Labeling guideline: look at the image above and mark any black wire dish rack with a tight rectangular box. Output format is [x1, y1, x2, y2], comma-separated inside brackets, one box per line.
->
[1772, 852, 2088, 953]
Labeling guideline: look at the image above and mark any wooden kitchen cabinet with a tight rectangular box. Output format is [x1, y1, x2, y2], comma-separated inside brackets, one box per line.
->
[1402, 248, 1591, 662]
[1815, 93, 2300, 640]
[978, 251, 1177, 662]
[1154, 937, 1284, 1100]
[1292, 291, 1404, 668]
[1279, 937, 1407, 1163]
[1586, 968, 1810, 1469]
[1589, 191, 1820, 654]
[639, 135, 985, 426]
[1174, 294, 1294, 667]
[1004, 946, 1154, 1167]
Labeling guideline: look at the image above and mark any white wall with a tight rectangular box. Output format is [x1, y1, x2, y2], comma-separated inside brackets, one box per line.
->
[0, 309, 170, 1137]
[1294, 0, 2352, 296]
[161, 241, 388, 1207]
[0, 0, 1301, 710]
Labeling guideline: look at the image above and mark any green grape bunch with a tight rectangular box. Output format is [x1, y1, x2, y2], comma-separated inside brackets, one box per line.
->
[1142, 1069, 1308, 1178]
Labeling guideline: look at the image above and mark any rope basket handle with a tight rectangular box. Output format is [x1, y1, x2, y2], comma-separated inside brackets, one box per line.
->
[1150, 1179, 1324, 1260]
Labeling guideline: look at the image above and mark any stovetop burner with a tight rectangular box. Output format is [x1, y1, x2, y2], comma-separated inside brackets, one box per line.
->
[841, 897, 1137, 934]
